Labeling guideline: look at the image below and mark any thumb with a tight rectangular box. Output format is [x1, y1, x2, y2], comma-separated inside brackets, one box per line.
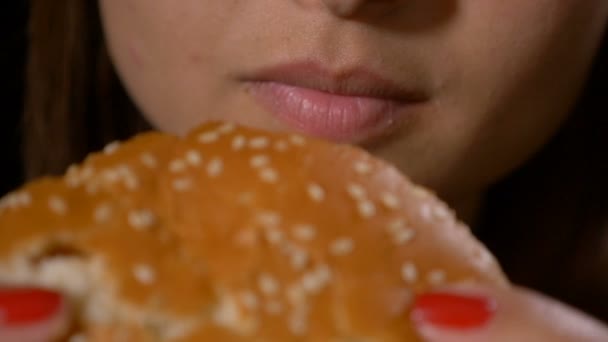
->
[410, 285, 608, 342]
[0, 288, 70, 342]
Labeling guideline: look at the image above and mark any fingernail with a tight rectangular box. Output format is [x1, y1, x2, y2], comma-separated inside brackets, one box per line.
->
[412, 292, 497, 330]
[0, 288, 62, 325]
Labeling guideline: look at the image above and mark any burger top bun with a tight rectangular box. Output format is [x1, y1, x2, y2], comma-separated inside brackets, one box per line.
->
[0, 122, 507, 341]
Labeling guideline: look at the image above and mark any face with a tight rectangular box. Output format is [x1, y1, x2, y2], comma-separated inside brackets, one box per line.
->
[99, 1, 608, 213]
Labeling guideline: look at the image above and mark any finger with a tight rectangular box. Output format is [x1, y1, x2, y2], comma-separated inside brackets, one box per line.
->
[411, 285, 608, 342]
[0, 288, 69, 342]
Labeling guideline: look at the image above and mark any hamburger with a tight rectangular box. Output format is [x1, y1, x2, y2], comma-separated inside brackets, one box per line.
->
[0, 122, 507, 341]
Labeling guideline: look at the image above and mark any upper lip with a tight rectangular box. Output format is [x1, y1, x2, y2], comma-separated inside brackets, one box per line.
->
[243, 61, 428, 103]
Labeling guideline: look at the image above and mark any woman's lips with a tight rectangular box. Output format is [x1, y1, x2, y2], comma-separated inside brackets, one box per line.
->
[244, 62, 427, 143]
[248, 81, 405, 142]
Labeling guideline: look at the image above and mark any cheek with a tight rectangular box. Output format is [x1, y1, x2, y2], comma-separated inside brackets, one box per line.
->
[100, 0, 233, 133]
[379, 0, 607, 197]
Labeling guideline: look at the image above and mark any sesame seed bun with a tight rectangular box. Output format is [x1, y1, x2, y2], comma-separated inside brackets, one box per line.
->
[0, 122, 507, 341]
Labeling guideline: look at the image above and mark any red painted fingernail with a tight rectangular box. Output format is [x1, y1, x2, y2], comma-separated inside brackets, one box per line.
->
[0, 288, 62, 325]
[411, 292, 497, 329]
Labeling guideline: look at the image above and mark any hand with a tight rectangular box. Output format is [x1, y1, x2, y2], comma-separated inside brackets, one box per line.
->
[0, 288, 69, 342]
[3, 286, 607, 341]
[411, 285, 608, 342]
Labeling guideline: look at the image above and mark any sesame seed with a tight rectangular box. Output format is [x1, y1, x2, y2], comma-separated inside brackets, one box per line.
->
[80, 166, 94, 180]
[289, 248, 309, 271]
[65, 166, 94, 189]
[387, 218, 406, 233]
[169, 159, 187, 173]
[420, 203, 433, 221]
[286, 284, 306, 305]
[292, 224, 317, 242]
[258, 273, 279, 296]
[393, 228, 416, 245]
[9, 195, 21, 209]
[48, 196, 68, 215]
[401, 262, 418, 283]
[116, 164, 131, 175]
[128, 209, 156, 231]
[249, 137, 270, 149]
[0, 194, 15, 211]
[474, 248, 495, 270]
[68, 333, 87, 342]
[289, 134, 307, 146]
[315, 264, 332, 286]
[357, 200, 376, 218]
[330, 238, 355, 256]
[162, 326, 191, 341]
[257, 211, 281, 227]
[16, 192, 32, 207]
[185, 150, 203, 166]
[103, 141, 120, 154]
[65, 175, 80, 189]
[427, 270, 446, 286]
[346, 183, 367, 200]
[265, 300, 283, 315]
[123, 175, 140, 191]
[353, 161, 372, 175]
[0, 196, 10, 211]
[264, 227, 284, 245]
[433, 205, 451, 220]
[240, 291, 259, 310]
[250, 154, 270, 168]
[380, 192, 400, 210]
[116, 166, 139, 190]
[102, 169, 120, 184]
[198, 131, 220, 144]
[94, 204, 113, 224]
[213, 295, 240, 328]
[66, 164, 79, 176]
[302, 264, 332, 294]
[412, 186, 431, 199]
[207, 157, 224, 177]
[2, 192, 24, 209]
[259, 168, 279, 183]
[288, 312, 308, 336]
[301, 274, 320, 294]
[274, 140, 289, 152]
[172, 178, 193, 192]
[85, 182, 99, 195]
[133, 264, 156, 285]
[231, 135, 246, 151]
[140, 153, 158, 168]
[218, 122, 236, 134]
[306, 183, 325, 203]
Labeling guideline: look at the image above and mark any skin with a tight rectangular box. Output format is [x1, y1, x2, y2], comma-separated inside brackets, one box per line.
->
[97, 0, 608, 220]
[2, 1, 608, 340]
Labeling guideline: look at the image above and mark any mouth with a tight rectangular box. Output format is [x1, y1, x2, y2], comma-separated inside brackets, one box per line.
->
[242, 61, 429, 144]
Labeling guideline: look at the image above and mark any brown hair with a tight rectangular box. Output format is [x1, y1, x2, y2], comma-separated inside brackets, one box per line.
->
[23, 1, 150, 179]
[23, 0, 608, 320]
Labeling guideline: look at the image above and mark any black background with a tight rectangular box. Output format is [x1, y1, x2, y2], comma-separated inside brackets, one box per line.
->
[1, 2, 28, 195]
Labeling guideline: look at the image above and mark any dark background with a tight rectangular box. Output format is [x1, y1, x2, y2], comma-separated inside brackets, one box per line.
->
[1, 2, 28, 195]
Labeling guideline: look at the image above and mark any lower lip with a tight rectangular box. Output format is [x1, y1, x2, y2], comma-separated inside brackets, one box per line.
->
[247, 82, 416, 142]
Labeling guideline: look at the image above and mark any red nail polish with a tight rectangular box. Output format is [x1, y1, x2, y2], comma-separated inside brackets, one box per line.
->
[0, 288, 62, 325]
[411, 292, 496, 329]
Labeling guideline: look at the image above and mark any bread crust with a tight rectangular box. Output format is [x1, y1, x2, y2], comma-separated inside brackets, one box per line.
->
[0, 122, 507, 341]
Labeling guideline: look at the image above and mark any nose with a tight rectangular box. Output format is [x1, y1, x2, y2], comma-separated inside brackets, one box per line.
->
[321, 0, 398, 17]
